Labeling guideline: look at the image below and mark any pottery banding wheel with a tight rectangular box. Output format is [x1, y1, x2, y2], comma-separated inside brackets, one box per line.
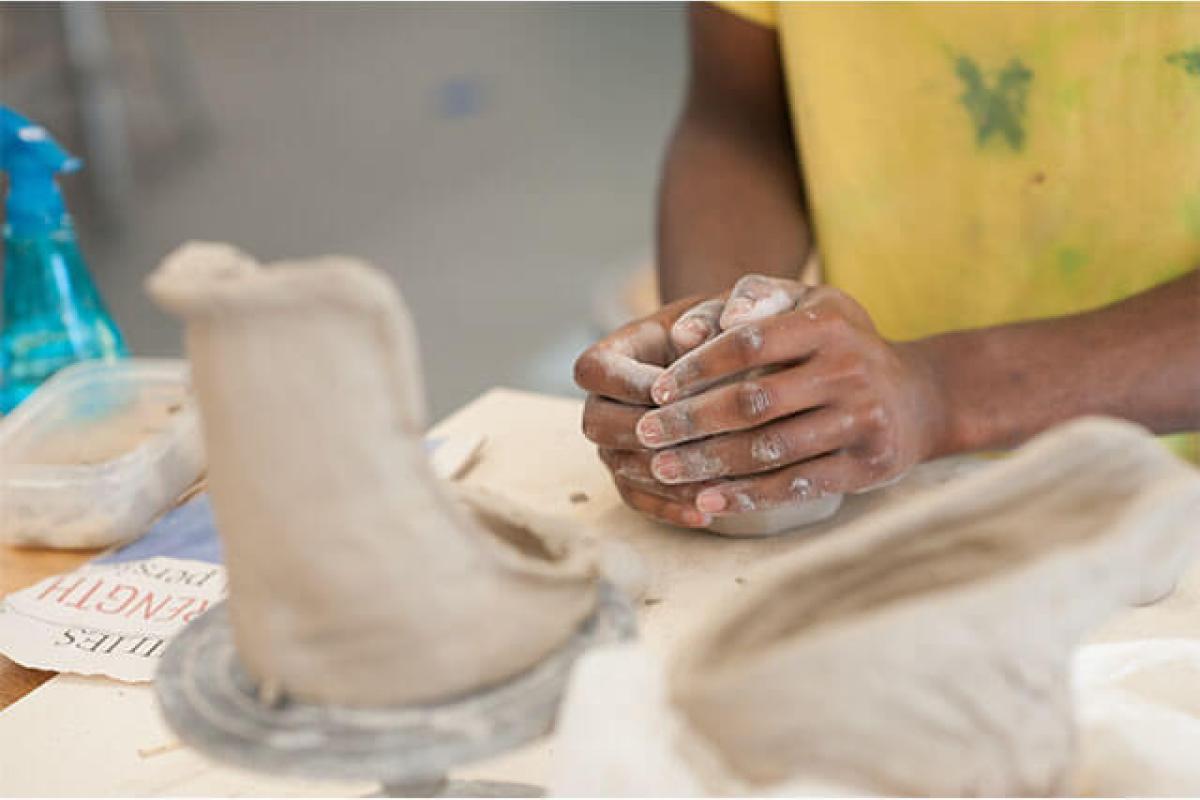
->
[156, 582, 635, 793]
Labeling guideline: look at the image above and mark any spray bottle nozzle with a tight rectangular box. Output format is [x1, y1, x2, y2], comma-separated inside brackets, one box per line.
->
[1, 106, 82, 233]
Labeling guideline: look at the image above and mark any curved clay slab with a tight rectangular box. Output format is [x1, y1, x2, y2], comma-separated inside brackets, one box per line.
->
[671, 417, 1200, 796]
[147, 242, 598, 708]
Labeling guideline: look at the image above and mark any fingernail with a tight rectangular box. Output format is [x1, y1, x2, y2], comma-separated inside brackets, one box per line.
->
[637, 414, 665, 446]
[696, 490, 727, 513]
[651, 452, 682, 481]
[682, 509, 712, 527]
[652, 375, 677, 405]
[725, 298, 752, 319]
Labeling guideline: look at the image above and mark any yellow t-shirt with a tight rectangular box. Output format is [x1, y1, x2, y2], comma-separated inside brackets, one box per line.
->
[719, 2, 1200, 460]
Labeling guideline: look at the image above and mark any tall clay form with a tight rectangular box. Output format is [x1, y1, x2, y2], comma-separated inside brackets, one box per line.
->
[148, 242, 597, 708]
[671, 417, 1200, 796]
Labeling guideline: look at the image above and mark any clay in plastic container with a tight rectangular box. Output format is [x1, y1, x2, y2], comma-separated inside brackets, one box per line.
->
[0, 359, 205, 549]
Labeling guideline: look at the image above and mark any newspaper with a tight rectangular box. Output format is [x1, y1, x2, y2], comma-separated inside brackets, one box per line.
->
[0, 497, 224, 682]
[0, 433, 483, 683]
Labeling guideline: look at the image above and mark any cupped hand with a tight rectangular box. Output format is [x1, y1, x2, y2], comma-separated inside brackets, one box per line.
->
[636, 274, 947, 519]
[574, 295, 729, 528]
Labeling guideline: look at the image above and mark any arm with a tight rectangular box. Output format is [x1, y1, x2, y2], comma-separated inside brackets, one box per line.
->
[657, 3, 810, 302]
[572, 3, 812, 529]
[636, 270, 1200, 516]
[917, 268, 1200, 456]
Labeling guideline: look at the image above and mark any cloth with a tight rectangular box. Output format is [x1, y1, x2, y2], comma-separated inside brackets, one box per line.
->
[715, 1, 1200, 460]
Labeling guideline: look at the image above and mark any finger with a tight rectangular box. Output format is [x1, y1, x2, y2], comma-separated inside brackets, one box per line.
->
[583, 395, 649, 449]
[653, 288, 875, 405]
[720, 274, 807, 329]
[600, 449, 717, 502]
[574, 296, 707, 403]
[574, 345, 664, 404]
[636, 364, 834, 448]
[670, 299, 725, 354]
[616, 482, 712, 529]
[649, 406, 859, 484]
[694, 452, 861, 515]
[651, 314, 816, 405]
[796, 284, 877, 332]
[599, 447, 657, 485]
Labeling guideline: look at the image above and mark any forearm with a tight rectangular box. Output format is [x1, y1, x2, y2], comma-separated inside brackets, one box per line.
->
[657, 113, 811, 302]
[911, 269, 1200, 456]
[656, 3, 811, 304]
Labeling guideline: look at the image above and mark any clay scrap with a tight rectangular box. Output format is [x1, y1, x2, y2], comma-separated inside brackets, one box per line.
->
[671, 417, 1200, 796]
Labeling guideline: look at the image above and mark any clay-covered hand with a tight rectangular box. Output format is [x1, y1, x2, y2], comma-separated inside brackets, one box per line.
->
[638, 275, 948, 517]
[575, 295, 729, 529]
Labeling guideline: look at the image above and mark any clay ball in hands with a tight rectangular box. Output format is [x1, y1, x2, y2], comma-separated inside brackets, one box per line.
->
[574, 274, 946, 530]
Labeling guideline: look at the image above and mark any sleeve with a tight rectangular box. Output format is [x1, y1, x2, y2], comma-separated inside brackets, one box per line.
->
[712, 2, 778, 29]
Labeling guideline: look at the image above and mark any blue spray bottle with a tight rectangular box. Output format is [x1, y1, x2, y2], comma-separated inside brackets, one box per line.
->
[0, 106, 128, 413]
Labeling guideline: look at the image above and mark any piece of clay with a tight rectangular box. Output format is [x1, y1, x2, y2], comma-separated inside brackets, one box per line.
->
[147, 242, 599, 708]
[671, 417, 1200, 796]
[705, 494, 843, 538]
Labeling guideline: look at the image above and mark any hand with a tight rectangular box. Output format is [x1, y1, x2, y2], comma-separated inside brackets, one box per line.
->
[637, 275, 947, 518]
[575, 295, 730, 528]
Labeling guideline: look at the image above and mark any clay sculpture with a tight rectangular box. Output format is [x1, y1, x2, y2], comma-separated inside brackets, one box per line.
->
[148, 242, 598, 708]
[671, 417, 1200, 796]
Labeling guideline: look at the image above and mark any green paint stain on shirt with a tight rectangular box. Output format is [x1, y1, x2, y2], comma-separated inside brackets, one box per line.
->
[1057, 81, 1085, 111]
[1057, 247, 1088, 279]
[956, 56, 1034, 151]
[1167, 48, 1200, 77]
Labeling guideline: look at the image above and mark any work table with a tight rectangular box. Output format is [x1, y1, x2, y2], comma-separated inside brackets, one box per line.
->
[1, 388, 1197, 795]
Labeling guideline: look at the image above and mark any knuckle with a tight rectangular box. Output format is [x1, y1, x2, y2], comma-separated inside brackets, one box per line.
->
[728, 486, 761, 513]
[860, 401, 890, 434]
[787, 472, 818, 500]
[751, 430, 790, 466]
[861, 440, 899, 477]
[671, 354, 701, 386]
[832, 351, 870, 389]
[613, 457, 649, 483]
[581, 415, 600, 443]
[819, 310, 854, 338]
[680, 300, 715, 324]
[679, 446, 726, 480]
[737, 381, 774, 420]
[734, 324, 766, 357]
[839, 410, 859, 433]
[659, 403, 694, 441]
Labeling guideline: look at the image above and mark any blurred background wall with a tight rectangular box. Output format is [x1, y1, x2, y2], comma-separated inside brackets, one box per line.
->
[0, 2, 686, 418]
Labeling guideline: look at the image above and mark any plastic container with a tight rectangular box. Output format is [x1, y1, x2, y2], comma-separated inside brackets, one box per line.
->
[0, 359, 205, 549]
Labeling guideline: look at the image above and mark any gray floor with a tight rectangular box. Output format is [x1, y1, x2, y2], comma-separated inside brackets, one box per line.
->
[3, 4, 686, 418]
